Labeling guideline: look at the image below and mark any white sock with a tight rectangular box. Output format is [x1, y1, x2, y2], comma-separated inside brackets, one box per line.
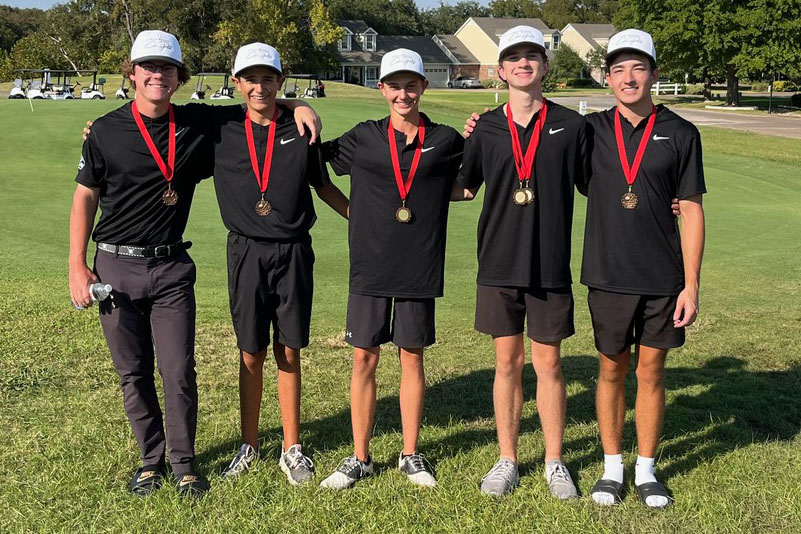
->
[592, 454, 623, 506]
[634, 455, 656, 485]
[635, 455, 669, 508]
[603, 454, 624, 484]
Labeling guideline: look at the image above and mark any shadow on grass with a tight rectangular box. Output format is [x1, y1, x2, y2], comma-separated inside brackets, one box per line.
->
[198, 355, 801, 482]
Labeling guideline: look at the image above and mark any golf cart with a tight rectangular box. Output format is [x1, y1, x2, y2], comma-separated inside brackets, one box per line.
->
[10, 69, 47, 99]
[191, 73, 234, 100]
[43, 69, 78, 100]
[8, 77, 26, 99]
[79, 71, 106, 99]
[281, 74, 325, 98]
[115, 78, 130, 99]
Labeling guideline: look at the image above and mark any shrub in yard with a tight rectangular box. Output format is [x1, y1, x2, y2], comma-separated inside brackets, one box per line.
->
[790, 93, 801, 107]
[565, 78, 598, 88]
[684, 83, 705, 95]
[773, 80, 799, 92]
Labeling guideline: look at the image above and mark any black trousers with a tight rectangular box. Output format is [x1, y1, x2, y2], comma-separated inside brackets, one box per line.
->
[94, 249, 197, 474]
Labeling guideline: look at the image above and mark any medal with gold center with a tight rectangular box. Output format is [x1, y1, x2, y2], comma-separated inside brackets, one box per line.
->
[614, 106, 656, 211]
[132, 100, 177, 207]
[506, 100, 547, 207]
[245, 107, 279, 217]
[388, 116, 426, 224]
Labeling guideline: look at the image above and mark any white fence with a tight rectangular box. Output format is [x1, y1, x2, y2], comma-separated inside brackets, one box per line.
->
[652, 82, 681, 95]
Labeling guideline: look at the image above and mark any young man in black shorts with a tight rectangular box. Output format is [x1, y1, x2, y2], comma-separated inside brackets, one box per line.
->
[71, 32, 320, 497]
[582, 29, 706, 509]
[318, 49, 464, 490]
[212, 43, 348, 484]
[455, 26, 586, 499]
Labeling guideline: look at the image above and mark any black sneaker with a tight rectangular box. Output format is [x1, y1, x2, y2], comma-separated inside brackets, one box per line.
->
[129, 464, 166, 496]
[175, 471, 210, 498]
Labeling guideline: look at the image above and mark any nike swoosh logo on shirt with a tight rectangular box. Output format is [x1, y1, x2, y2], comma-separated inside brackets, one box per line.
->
[421, 146, 435, 152]
[280, 137, 295, 145]
[549, 128, 564, 135]
[653, 134, 670, 140]
[175, 128, 186, 137]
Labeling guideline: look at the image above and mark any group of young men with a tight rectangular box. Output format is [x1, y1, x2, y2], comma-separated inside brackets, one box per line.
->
[68, 25, 705, 510]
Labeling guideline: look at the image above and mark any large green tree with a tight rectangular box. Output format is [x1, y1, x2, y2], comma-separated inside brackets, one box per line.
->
[420, 1, 490, 35]
[613, 0, 801, 105]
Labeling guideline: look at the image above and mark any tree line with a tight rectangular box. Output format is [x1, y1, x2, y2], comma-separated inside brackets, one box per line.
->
[0, 0, 618, 80]
[2, 0, 798, 106]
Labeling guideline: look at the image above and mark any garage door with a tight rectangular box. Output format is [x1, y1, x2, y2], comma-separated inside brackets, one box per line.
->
[424, 66, 450, 88]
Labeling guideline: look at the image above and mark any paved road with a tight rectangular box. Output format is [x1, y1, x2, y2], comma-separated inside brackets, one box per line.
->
[550, 95, 801, 140]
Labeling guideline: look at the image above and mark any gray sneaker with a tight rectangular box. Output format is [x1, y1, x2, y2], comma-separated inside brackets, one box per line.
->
[480, 459, 519, 497]
[279, 444, 315, 485]
[221, 443, 258, 479]
[398, 452, 437, 487]
[319, 454, 374, 490]
[545, 460, 578, 500]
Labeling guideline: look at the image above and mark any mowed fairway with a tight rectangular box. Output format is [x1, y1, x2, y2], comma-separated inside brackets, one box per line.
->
[1, 84, 801, 533]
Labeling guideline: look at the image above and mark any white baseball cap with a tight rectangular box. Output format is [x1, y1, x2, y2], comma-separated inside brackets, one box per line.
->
[130, 30, 182, 66]
[606, 29, 657, 66]
[379, 48, 425, 81]
[233, 42, 283, 77]
[498, 25, 546, 61]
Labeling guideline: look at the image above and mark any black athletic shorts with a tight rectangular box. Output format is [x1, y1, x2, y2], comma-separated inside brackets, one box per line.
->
[587, 288, 685, 355]
[345, 293, 436, 349]
[227, 233, 314, 353]
[474, 285, 575, 343]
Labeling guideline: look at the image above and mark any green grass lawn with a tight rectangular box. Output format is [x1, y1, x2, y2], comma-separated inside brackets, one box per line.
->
[1, 86, 801, 533]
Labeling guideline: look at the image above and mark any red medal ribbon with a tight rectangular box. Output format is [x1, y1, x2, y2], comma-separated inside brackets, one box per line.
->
[245, 107, 279, 195]
[614, 106, 657, 187]
[132, 100, 176, 184]
[388, 116, 426, 202]
[506, 99, 548, 184]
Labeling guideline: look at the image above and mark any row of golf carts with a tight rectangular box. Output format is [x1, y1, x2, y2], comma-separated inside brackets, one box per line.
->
[190, 73, 326, 100]
[8, 69, 325, 101]
[8, 69, 122, 100]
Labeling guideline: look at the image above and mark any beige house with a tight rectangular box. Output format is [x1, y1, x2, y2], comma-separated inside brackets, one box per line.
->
[451, 17, 561, 80]
[559, 23, 616, 83]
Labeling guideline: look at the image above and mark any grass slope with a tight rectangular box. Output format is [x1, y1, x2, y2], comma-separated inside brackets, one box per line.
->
[1, 87, 800, 533]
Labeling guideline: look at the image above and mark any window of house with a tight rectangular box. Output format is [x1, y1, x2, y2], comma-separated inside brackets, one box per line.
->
[364, 34, 376, 51]
[339, 34, 351, 51]
[552, 34, 560, 50]
[366, 67, 378, 80]
[488, 68, 494, 76]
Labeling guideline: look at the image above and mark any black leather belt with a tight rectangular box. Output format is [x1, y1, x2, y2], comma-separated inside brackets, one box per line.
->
[97, 241, 191, 258]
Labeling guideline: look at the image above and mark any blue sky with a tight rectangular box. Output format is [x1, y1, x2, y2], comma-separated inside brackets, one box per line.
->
[4, 0, 489, 11]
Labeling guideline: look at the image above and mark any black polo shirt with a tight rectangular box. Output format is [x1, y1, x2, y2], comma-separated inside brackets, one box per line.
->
[456, 101, 588, 288]
[580, 105, 706, 295]
[75, 102, 213, 245]
[323, 114, 464, 298]
[209, 104, 328, 242]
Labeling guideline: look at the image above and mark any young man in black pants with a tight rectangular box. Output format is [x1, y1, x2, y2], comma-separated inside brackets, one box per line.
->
[70, 32, 320, 497]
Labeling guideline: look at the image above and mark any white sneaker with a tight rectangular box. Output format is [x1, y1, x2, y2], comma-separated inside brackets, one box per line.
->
[279, 444, 315, 485]
[319, 454, 374, 490]
[480, 459, 519, 496]
[221, 443, 258, 479]
[398, 452, 437, 487]
[545, 460, 578, 499]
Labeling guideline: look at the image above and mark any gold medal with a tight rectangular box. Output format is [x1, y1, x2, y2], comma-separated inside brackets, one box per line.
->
[162, 187, 178, 206]
[621, 187, 638, 209]
[523, 186, 535, 204]
[255, 198, 272, 216]
[396, 205, 412, 223]
[513, 188, 529, 205]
